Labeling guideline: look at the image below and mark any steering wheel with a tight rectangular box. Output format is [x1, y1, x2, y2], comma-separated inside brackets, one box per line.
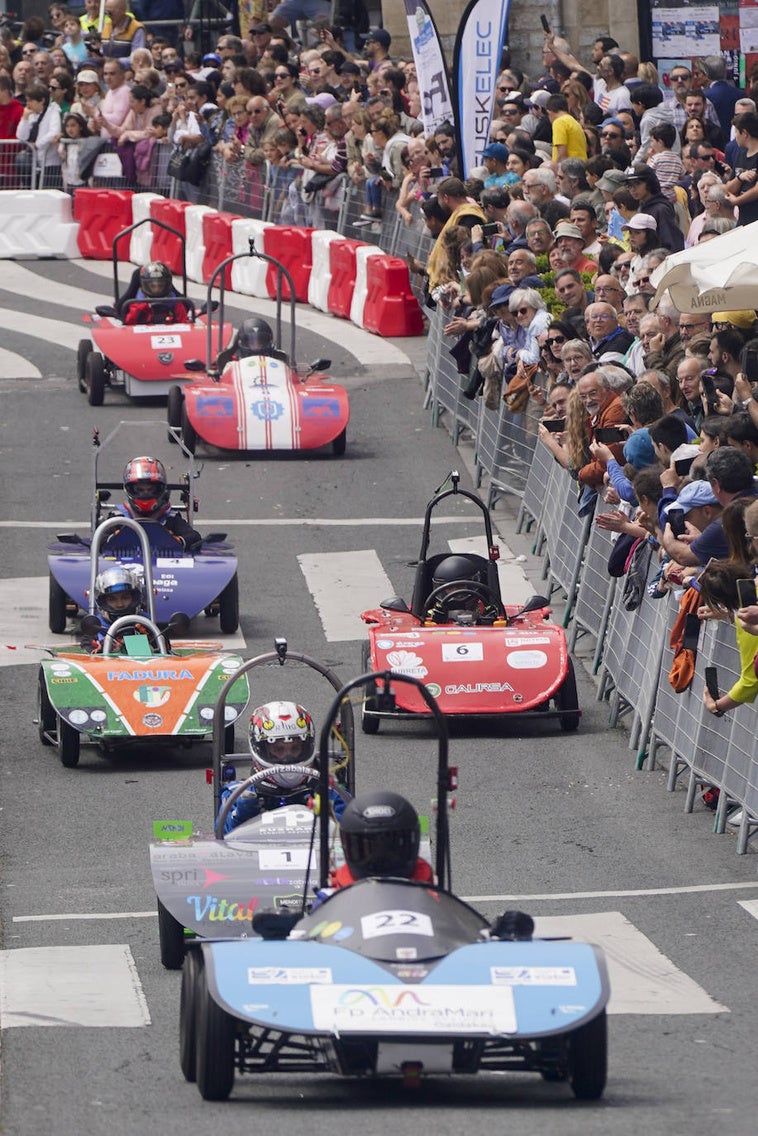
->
[424, 579, 506, 623]
[101, 619, 165, 656]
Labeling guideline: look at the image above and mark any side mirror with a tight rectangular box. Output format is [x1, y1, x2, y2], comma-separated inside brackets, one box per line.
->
[202, 531, 227, 544]
[97, 489, 112, 503]
[252, 908, 301, 940]
[56, 532, 85, 545]
[80, 614, 101, 635]
[183, 358, 206, 372]
[379, 595, 411, 613]
[521, 595, 551, 614]
[308, 358, 331, 374]
[95, 304, 118, 319]
[167, 611, 191, 636]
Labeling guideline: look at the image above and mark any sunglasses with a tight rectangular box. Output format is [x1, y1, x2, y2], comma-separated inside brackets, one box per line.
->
[49, 84, 61, 91]
[22, 48, 37, 54]
[502, 108, 520, 115]
[601, 131, 622, 138]
[175, 80, 188, 88]
[516, 306, 531, 316]
[274, 72, 289, 78]
[497, 85, 515, 92]
[548, 335, 566, 344]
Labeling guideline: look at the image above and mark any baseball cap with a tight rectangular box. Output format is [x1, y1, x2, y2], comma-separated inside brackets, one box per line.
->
[665, 480, 719, 515]
[622, 214, 658, 231]
[489, 284, 515, 309]
[623, 429, 656, 469]
[711, 310, 756, 330]
[527, 89, 551, 108]
[481, 142, 509, 163]
[364, 27, 391, 48]
[553, 221, 584, 241]
[202, 52, 222, 66]
[76, 68, 100, 84]
[305, 92, 338, 110]
[250, 22, 271, 34]
[596, 169, 627, 193]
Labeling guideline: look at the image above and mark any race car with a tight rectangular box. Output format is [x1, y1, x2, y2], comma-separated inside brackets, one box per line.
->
[48, 424, 239, 633]
[179, 671, 609, 1102]
[150, 639, 357, 969]
[359, 471, 580, 733]
[37, 522, 250, 769]
[76, 218, 233, 405]
[167, 244, 349, 456]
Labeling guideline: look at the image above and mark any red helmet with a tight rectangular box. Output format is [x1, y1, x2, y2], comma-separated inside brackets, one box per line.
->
[123, 456, 170, 518]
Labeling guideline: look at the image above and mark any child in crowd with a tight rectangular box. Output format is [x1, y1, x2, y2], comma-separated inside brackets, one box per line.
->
[62, 16, 88, 67]
[58, 111, 90, 192]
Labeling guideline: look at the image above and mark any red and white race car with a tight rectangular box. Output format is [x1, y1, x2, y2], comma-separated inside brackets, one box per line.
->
[77, 219, 233, 405]
[168, 243, 349, 456]
[360, 472, 581, 733]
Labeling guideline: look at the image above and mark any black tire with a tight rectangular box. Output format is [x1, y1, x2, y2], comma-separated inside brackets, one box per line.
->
[555, 658, 581, 732]
[195, 974, 236, 1101]
[360, 640, 379, 735]
[568, 1009, 607, 1101]
[167, 385, 183, 444]
[49, 573, 68, 634]
[77, 339, 92, 393]
[218, 573, 239, 634]
[37, 671, 56, 746]
[181, 400, 197, 454]
[86, 352, 107, 407]
[57, 718, 80, 768]
[331, 427, 347, 456]
[179, 951, 203, 1082]
[158, 897, 186, 970]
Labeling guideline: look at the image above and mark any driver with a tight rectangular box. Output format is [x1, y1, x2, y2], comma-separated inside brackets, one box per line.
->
[425, 555, 500, 625]
[81, 565, 150, 653]
[106, 456, 203, 552]
[215, 317, 281, 370]
[122, 262, 191, 326]
[331, 790, 434, 888]
[217, 701, 349, 834]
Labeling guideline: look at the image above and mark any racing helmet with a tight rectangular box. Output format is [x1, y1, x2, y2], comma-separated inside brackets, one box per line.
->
[430, 555, 483, 608]
[235, 317, 274, 358]
[123, 456, 170, 519]
[94, 565, 143, 621]
[248, 701, 316, 794]
[339, 791, 420, 880]
[139, 261, 172, 298]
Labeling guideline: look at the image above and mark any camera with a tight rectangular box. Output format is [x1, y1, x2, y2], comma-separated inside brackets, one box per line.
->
[481, 222, 500, 237]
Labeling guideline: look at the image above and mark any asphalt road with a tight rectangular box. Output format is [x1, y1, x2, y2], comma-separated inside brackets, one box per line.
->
[1, 259, 757, 1136]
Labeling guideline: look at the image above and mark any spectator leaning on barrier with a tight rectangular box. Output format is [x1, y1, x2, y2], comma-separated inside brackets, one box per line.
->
[575, 367, 627, 487]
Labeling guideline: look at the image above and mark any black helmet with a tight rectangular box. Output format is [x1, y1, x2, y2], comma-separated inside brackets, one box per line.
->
[139, 261, 172, 298]
[431, 555, 482, 590]
[339, 791, 420, 879]
[236, 317, 274, 357]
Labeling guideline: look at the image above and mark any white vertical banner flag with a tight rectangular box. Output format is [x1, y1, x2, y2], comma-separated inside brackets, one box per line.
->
[404, 1, 454, 134]
[453, 0, 511, 177]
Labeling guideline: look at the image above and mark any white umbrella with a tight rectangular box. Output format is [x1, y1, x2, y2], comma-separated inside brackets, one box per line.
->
[649, 221, 758, 313]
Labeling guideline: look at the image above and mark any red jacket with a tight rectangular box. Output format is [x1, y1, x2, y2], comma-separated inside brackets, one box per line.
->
[578, 392, 627, 487]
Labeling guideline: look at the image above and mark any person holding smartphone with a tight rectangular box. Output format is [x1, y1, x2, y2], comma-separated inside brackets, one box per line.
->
[698, 554, 758, 718]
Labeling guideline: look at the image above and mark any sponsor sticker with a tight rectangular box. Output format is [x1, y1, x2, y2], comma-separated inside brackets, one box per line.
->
[504, 636, 551, 647]
[142, 712, 163, 728]
[376, 639, 394, 650]
[385, 649, 428, 678]
[311, 985, 517, 1034]
[506, 650, 548, 670]
[133, 325, 191, 334]
[441, 642, 483, 662]
[425, 682, 442, 697]
[491, 966, 577, 986]
[156, 557, 194, 569]
[248, 966, 332, 985]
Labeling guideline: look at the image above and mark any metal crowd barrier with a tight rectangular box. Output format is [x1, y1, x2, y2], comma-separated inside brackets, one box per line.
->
[0, 139, 42, 190]
[567, 506, 617, 672]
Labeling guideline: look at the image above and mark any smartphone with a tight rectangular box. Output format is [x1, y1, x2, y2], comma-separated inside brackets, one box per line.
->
[667, 507, 687, 538]
[737, 578, 756, 608]
[675, 454, 696, 477]
[682, 612, 701, 652]
[741, 346, 758, 385]
[700, 371, 719, 413]
[595, 426, 627, 444]
[704, 665, 720, 702]
[428, 166, 443, 178]
[482, 222, 500, 237]
[543, 417, 565, 433]
[540, 14, 551, 31]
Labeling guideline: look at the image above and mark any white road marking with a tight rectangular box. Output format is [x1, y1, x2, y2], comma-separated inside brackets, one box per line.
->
[0, 308, 83, 352]
[533, 912, 727, 1015]
[447, 536, 532, 605]
[74, 259, 412, 367]
[298, 549, 395, 642]
[0, 576, 245, 668]
[14, 912, 157, 923]
[0, 346, 41, 378]
[0, 944, 151, 1028]
[738, 898, 758, 920]
[0, 261, 108, 313]
[1, 516, 486, 529]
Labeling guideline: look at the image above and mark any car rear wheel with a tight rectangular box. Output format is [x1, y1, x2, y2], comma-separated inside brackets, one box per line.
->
[180, 950, 203, 1082]
[86, 352, 107, 407]
[158, 897, 186, 970]
[555, 658, 580, 732]
[332, 427, 347, 456]
[49, 573, 69, 634]
[195, 974, 236, 1101]
[360, 640, 379, 734]
[167, 385, 183, 444]
[181, 401, 197, 454]
[37, 672, 56, 746]
[57, 718, 80, 768]
[568, 1009, 607, 1100]
[77, 339, 92, 393]
[218, 573, 239, 634]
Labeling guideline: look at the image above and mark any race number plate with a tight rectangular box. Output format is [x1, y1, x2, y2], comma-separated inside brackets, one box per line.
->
[361, 910, 434, 939]
[150, 334, 182, 349]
